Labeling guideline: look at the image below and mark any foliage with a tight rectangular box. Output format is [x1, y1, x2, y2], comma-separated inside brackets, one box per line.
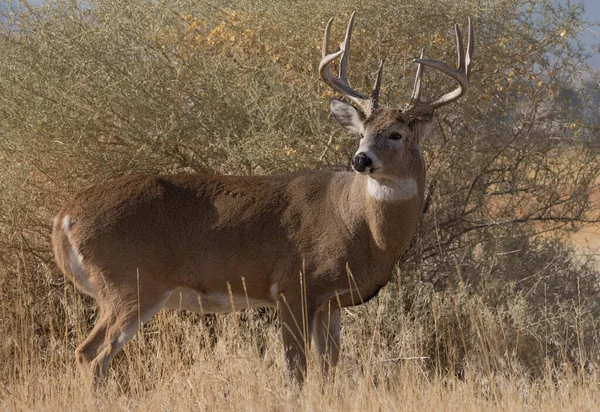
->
[1, 0, 600, 402]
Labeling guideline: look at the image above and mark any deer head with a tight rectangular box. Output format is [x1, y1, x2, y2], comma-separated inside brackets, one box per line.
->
[320, 13, 473, 180]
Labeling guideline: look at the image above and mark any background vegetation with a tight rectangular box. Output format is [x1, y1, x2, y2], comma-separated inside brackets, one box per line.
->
[1, 0, 600, 409]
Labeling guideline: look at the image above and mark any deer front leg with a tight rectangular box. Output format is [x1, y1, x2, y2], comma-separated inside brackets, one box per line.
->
[278, 296, 312, 385]
[312, 303, 341, 379]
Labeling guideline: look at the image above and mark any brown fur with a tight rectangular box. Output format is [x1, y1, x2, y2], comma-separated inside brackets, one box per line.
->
[53, 150, 426, 382]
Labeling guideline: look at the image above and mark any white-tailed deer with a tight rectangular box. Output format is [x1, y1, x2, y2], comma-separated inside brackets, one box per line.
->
[52, 13, 473, 384]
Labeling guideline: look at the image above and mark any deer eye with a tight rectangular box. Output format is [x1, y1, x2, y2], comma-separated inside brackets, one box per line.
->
[389, 133, 403, 140]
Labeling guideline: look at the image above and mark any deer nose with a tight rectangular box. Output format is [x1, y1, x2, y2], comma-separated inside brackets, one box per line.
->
[352, 152, 372, 173]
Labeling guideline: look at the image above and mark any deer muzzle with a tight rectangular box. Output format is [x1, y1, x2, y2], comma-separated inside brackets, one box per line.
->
[352, 152, 373, 173]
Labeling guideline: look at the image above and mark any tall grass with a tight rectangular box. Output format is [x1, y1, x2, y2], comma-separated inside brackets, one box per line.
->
[2, 246, 600, 410]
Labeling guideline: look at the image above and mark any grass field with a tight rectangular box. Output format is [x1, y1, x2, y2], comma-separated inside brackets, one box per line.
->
[2, 259, 600, 411]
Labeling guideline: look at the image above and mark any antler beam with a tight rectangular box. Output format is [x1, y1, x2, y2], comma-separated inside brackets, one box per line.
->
[405, 17, 474, 118]
[319, 12, 384, 117]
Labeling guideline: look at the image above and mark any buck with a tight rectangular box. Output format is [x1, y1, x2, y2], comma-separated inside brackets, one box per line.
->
[52, 13, 473, 383]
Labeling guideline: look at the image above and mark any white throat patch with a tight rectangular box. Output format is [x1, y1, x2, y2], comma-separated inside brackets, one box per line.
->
[367, 177, 418, 202]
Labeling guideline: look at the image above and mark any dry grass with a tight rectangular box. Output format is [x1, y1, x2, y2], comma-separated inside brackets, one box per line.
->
[5, 353, 600, 411]
[2, 256, 600, 411]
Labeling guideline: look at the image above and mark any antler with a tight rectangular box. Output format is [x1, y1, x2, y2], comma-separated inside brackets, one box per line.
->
[405, 17, 474, 119]
[319, 12, 384, 117]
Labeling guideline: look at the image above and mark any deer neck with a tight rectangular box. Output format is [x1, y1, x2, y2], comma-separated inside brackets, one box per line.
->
[340, 161, 426, 262]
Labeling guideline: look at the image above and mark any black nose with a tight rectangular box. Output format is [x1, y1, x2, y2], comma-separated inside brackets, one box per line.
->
[352, 152, 372, 173]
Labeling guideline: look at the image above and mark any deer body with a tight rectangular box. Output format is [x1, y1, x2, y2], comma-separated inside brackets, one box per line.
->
[55, 166, 425, 306]
[53, 162, 425, 375]
[52, 13, 472, 383]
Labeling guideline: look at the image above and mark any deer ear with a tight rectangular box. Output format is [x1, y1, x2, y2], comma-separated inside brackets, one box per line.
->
[330, 99, 365, 135]
[409, 111, 435, 137]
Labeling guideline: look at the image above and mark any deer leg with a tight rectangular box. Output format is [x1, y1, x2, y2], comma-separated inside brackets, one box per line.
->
[75, 306, 112, 374]
[312, 303, 341, 379]
[278, 296, 313, 385]
[95, 294, 168, 378]
[77, 287, 169, 381]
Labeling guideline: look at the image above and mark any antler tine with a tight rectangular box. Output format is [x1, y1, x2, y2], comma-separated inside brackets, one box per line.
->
[405, 18, 474, 118]
[371, 60, 385, 110]
[338, 12, 355, 82]
[410, 49, 425, 106]
[319, 13, 378, 116]
[455, 23, 465, 73]
[466, 16, 474, 79]
[322, 17, 334, 59]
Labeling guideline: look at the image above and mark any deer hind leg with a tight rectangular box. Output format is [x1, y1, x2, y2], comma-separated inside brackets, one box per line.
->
[312, 303, 341, 379]
[76, 287, 170, 381]
[75, 306, 112, 373]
